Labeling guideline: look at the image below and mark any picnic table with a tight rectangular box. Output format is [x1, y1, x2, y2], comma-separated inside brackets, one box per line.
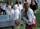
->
[0, 15, 15, 29]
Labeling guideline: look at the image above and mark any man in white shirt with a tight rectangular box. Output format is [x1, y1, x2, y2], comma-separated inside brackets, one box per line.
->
[14, 1, 21, 29]
[14, 2, 20, 20]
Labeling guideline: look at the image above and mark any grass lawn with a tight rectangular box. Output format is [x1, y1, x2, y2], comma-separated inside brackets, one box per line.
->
[1, 25, 40, 29]
[37, 27, 40, 29]
[20, 24, 40, 29]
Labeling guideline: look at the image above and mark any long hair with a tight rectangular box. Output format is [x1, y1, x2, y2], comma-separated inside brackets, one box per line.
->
[30, 0, 38, 11]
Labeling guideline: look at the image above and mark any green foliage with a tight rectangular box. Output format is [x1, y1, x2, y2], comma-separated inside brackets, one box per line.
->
[36, 8, 40, 27]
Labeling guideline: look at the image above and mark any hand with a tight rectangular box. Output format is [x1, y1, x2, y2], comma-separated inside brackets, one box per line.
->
[15, 20, 20, 26]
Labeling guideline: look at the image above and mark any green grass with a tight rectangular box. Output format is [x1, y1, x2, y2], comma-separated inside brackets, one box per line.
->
[20, 26, 40, 29]
[37, 27, 40, 29]
[20, 24, 25, 29]
[36, 9, 40, 27]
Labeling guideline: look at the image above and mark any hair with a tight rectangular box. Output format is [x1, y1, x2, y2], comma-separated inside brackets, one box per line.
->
[30, 0, 38, 11]
[25, 0, 27, 2]
[19, 2, 21, 4]
[15, 1, 18, 4]
[15, 0, 19, 6]
[11, 5, 14, 8]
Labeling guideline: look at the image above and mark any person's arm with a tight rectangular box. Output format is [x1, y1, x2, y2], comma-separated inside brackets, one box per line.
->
[21, 10, 29, 23]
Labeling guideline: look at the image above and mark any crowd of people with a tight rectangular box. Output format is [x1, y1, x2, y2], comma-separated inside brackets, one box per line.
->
[0, 0, 38, 29]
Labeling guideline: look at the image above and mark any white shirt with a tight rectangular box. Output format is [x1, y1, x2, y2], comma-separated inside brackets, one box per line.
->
[14, 4, 19, 10]
[19, 4, 23, 11]
[14, 4, 23, 20]
[14, 4, 23, 12]
[11, 9, 14, 15]
[27, 8, 36, 25]
[14, 4, 20, 20]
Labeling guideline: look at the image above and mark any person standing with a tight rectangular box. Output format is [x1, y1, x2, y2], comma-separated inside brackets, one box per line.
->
[21, 0, 37, 29]
[14, 1, 21, 29]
